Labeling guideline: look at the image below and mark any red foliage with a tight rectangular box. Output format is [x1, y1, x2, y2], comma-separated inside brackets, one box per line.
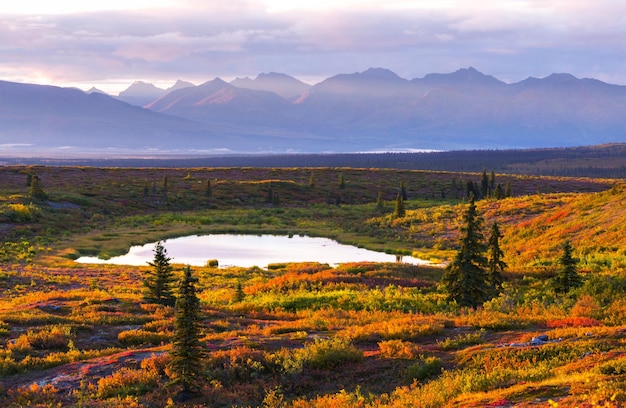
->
[544, 317, 602, 328]
[485, 399, 513, 407]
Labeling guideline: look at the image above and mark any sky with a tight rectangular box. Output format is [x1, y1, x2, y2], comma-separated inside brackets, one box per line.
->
[1, 0, 625, 94]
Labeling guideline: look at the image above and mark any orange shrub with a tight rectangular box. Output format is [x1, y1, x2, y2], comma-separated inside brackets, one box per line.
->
[7, 383, 60, 407]
[378, 339, 420, 359]
[545, 317, 602, 328]
[96, 367, 160, 399]
[118, 329, 170, 346]
[339, 316, 444, 342]
[570, 294, 602, 319]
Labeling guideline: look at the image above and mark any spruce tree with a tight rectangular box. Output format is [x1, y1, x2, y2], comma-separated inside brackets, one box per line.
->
[481, 169, 489, 198]
[441, 194, 490, 308]
[234, 281, 245, 302]
[376, 191, 385, 211]
[28, 174, 48, 200]
[400, 180, 408, 201]
[161, 175, 168, 204]
[494, 183, 504, 200]
[338, 173, 346, 189]
[553, 241, 582, 294]
[505, 182, 512, 198]
[205, 180, 212, 198]
[169, 265, 205, 396]
[144, 241, 176, 306]
[394, 192, 405, 218]
[487, 221, 506, 293]
[451, 178, 459, 198]
[466, 180, 477, 199]
[489, 170, 496, 191]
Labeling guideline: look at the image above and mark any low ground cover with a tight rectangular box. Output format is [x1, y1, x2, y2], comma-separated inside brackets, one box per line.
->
[0, 165, 624, 406]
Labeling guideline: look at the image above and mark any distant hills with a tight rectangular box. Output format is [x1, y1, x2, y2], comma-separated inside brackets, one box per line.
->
[2, 67, 626, 156]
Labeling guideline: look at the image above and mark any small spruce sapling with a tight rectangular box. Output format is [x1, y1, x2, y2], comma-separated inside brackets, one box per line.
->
[144, 241, 176, 306]
[394, 192, 405, 218]
[168, 265, 205, 397]
[553, 241, 582, 294]
[487, 221, 506, 293]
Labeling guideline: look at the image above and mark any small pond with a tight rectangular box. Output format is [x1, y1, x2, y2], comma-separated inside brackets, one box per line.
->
[75, 234, 431, 268]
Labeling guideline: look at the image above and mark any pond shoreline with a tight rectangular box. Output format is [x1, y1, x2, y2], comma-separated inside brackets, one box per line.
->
[75, 233, 436, 268]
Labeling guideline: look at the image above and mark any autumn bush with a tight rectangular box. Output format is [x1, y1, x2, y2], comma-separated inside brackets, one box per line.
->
[96, 367, 160, 399]
[207, 346, 268, 383]
[405, 355, 442, 381]
[7, 325, 72, 354]
[437, 331, 484, 350]
[378, 339, 420, 359]
[545, 316, 603, 328]
[598, 356, 626, 376]
[338, 316, 445, 342]
[0, 203, 38, 222]
[7, 383, 61, 407]
[298, 337, 363, 369]
[118, 329, 170, 346]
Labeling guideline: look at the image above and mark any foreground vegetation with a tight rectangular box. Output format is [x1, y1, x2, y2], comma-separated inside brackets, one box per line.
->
[0, 164, 625, 406]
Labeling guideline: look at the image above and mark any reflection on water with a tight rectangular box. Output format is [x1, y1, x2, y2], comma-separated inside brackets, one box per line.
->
[75, 234, 431, 268]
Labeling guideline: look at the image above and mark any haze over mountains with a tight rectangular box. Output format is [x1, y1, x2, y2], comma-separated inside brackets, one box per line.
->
[2, 67, 626, 157]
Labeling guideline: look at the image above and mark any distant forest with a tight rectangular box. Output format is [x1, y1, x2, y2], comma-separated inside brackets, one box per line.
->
[3, 143, 625, 179]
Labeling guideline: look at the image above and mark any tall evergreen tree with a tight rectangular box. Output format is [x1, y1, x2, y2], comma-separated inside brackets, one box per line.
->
[338, 173, 346, 189]
[505, 182, 512, 198]
[487, 221, 506, 292]
[161, 175, 168, 204]
[144, 241, 176, 306]
[169, 265, 205, 396]
[400, 180, 408, 201]
[489, 170, 496, 191]
[233, 281, 245, 302]
[205, 180, 212, 198]
[553, 241, 582, 294]
[466, 180, 477, 199]
[28, 174, 48, 200]
[493, 183, 504, 200]
[394, 192, 405, 218]
[481, 169, 489, 198]
[441, 195, 490, 307]
[376, 191, 385, 211]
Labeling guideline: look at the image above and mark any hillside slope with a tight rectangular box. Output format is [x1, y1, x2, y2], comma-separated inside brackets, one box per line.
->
[493, 186, 626, 270]
[372, 183, 626, 271]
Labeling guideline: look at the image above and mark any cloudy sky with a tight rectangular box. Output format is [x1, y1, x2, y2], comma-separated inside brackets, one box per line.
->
[1, 0, 625, 94]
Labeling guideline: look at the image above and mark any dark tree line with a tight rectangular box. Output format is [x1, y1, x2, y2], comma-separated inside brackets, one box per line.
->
[18, 144, 626, 179]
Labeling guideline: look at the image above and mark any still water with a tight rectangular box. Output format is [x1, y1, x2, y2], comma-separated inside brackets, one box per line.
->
[75, 234, 430, 268]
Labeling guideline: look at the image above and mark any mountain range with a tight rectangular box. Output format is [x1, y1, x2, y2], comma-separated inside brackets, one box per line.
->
[2, 67, 626, 156]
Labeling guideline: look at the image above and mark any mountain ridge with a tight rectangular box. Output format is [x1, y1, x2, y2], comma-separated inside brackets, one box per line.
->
[2, 67, 626, 156]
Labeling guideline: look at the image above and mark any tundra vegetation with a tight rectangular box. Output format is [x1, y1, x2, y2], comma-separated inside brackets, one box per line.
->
[0, 164, 624, 407]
